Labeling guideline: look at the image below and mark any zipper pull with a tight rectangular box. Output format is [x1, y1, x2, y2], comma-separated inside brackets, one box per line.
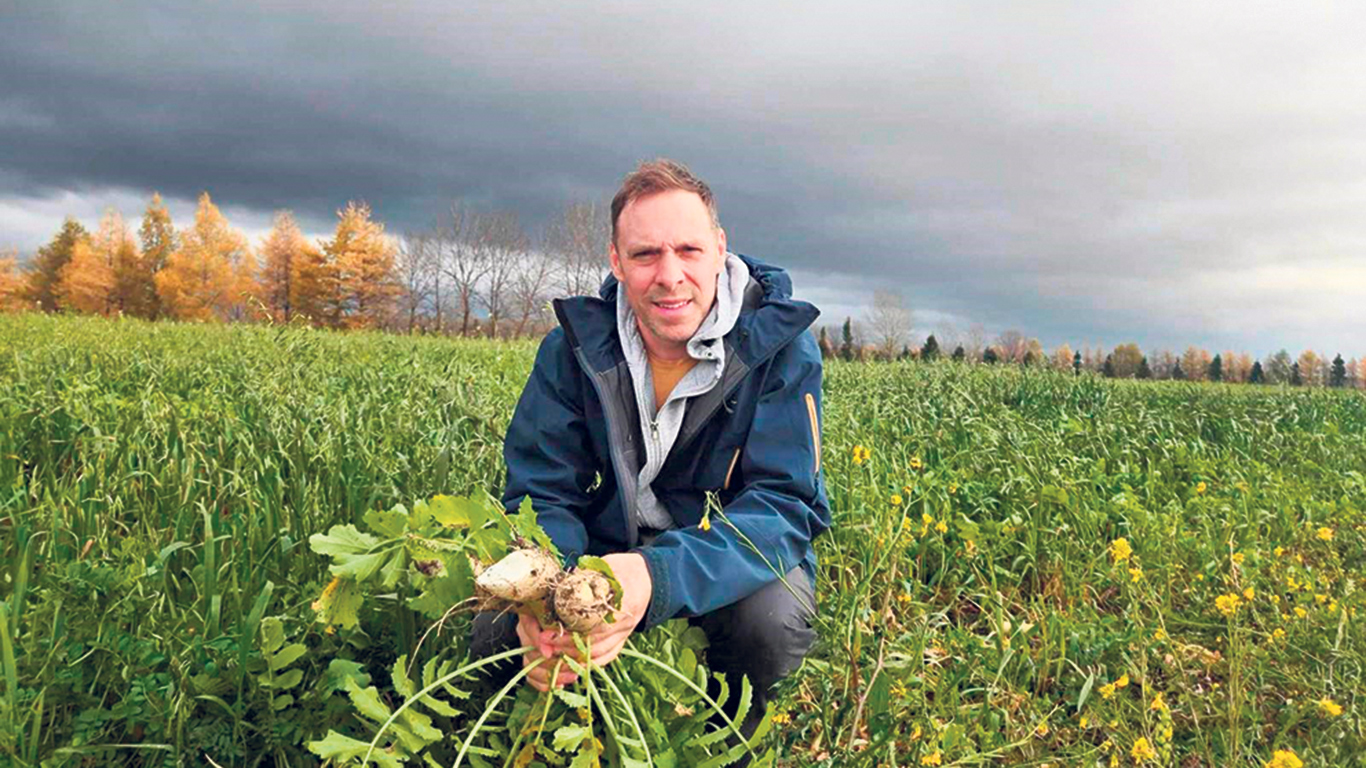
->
[650, 419, 659, 439]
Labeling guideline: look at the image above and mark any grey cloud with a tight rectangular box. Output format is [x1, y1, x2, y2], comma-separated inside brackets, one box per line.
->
[3, 2, 1364, 357]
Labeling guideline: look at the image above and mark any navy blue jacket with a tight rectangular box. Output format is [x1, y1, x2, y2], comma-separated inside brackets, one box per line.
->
[501, 254, 831, 629]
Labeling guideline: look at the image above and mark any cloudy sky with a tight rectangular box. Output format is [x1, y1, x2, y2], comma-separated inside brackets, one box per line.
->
[3, 2, 1363, 357]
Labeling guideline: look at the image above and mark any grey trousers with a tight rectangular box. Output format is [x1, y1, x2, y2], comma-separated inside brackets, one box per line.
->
[470, 566, 817, 738]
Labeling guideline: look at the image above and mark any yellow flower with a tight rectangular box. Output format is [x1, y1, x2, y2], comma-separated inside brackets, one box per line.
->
[852, 445, 871, 464]
[898, 593, 913, 604]
[1110, 537, 1133, 564]
[1195, 481, 1207, 495]
[1232, 552, 1245, 565]
[1295, 606, 1308, 619]
[1270, 594, 1281, 605]
[1099, 682, 1117, 699]
[1035, 720, 1049, 737]
[1244, 587, 1255, 600]
[1079, 716, 1090, 729]
[891, 494, 903, 506]
[1272, 628, 1286, 640]
[1319, 697, 1343, 717]
[964, 539, 978, 556]
[923, 513, 935, 526]
[1131, 737, 1157, 762]
[1154, 627, 1168, 642]
[1116, 674, 1130, 689]
[890, 681, 908, 698]
[920, 752, 942, 766]
[1150, 692, 1167, 712]
[1129, 567, 1144, 583]
[1266, 749, 1304, 768]
[910, 456, 923, 470]
[771, 712, 792, 725]
[698, 516, 711, 532]
[1329, 600, 1338, 614]
[1274, 546, 1285, 558]
[1215, 594, 1242, 617]
[948, 482, 958, 495]
[1317, 527, 1334, 541]
[1315, 593, 1327, 605]
[935, 520, 948, 534]
[1195, 573, 1205, 581]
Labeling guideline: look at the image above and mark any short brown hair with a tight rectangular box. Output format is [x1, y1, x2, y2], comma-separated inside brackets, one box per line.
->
[610, 159, 719, 244]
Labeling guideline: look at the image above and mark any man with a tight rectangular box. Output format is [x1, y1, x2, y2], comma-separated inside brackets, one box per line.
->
[476, 159, 829, 734]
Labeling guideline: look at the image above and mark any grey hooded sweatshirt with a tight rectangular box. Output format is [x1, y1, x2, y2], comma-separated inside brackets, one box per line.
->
[615, 252, 751, 531]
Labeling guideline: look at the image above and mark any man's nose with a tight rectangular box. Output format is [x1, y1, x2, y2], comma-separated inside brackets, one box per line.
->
[655, 250, 685, 287]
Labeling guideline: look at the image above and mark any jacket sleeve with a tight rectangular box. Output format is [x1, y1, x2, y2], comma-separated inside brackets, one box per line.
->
[501, 328, 593, 563]
[637, 331, 830, 629]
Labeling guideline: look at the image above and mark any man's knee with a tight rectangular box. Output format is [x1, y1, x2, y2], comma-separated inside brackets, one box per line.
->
[698, 567, 816, 690]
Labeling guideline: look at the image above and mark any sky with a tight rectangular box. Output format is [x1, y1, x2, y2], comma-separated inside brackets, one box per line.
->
[2, 2, 1363, 358]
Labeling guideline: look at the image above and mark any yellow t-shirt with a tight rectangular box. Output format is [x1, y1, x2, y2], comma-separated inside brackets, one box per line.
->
[648, 352, 699, 411]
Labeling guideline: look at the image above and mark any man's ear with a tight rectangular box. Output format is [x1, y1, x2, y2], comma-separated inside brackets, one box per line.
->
[716, 227, 727, 258]
[609, 242, 624, 281]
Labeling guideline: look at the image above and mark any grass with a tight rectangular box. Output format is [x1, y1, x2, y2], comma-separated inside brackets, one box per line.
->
[1, 313, 1362, 766]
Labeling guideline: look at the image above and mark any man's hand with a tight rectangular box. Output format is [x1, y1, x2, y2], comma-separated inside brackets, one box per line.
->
[518, 552, 653, 691]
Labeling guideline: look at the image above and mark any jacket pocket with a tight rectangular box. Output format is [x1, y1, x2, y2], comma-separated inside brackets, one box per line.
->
[805, 392, 821, 475]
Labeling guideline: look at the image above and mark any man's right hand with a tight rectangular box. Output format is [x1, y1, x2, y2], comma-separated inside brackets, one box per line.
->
[516, 612, 581, 692]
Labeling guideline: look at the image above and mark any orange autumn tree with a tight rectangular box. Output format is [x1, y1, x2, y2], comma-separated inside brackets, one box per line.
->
[258, 210, 324, 323]
[155, 192, 250, 321]
[321, 201, 399, 329]
[56, 209, 137, 316]
[0, 248, 28, 312]
[139, 193, 178, 320]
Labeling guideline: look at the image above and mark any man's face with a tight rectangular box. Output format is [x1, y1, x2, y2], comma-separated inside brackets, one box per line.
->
[610, 189, 727, 357]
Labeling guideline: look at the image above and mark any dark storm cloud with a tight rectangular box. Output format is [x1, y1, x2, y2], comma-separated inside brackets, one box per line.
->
[3, 2, 1364, 356]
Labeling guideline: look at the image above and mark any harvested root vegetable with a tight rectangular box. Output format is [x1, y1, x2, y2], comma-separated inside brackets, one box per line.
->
[474, 547, 561, 603]
[553, 569, 615, 633]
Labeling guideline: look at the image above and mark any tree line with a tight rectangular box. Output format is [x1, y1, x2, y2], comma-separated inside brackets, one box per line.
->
[0, 191, 609, 337]
[824, 297, 1364, 390]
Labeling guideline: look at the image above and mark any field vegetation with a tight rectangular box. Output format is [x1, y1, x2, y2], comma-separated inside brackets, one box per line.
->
[1, 314, 1363, 766]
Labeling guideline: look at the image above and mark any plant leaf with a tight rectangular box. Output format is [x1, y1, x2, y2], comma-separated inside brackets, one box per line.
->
[553, 724, 591, 752]
[365, 508, 409, 539]
[269, 643, 307, 672]
[310, 524, 381, 556]
[575, 555, 623, 612]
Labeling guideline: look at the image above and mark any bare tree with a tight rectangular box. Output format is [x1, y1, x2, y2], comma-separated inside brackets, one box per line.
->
[995, 329, 1031, 364]
[866, 290, 913, 358]
[395, 231, 438, 333]
[544, 200, 609, 297]
[475, 210, 529, 339]
[965, 323, 986, 362]
[438, 202, 490, 336]
[511, 249, 557, 337]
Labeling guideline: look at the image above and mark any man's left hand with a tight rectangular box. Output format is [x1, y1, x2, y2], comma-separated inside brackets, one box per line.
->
[539, 552, 652, 670]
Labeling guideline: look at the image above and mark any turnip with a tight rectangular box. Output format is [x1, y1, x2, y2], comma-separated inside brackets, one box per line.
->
[473, 547, 560, 603]
[473, 547, 620, 633]
[552, 568, 615, 633]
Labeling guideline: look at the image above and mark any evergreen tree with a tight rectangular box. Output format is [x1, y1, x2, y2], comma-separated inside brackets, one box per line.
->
[839, 317, 854, 361]
[1208, 354, 1223, 382]
[24, 218, 89, 312]
[1073, 350, 1082, 376]
[951, 345, 965, 362]
[982, 347, 999, 364]
[1249, 360, 1264, 384]
[1172, 361, 1186, 380]
[899, 344, 911, 361]
[1330, 354, 1347, 388]
[1137, 357, 1152, 380]
[1102, 354, 1115, 378]
[921, 333, 939, 361]
[1290, 362, 1302, 386]
[1022, 350, 1038, 367]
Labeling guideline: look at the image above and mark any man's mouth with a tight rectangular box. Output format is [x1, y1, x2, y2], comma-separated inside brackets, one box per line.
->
[654, 298, 691, 312]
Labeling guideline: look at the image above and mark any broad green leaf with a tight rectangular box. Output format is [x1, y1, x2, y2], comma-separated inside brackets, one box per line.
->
[308, 730, 404, 768]
[324, 658, 371, 694]
[407, 555, 475, 619]
[330, 549, 393, 583]
[512, 496, 561, 560]
[345, 678, 394, 722]
[365, 508, 409, 539]
[400, 707, 443, 748]
[380, 548, 408, 588]
[313, 576, 364, 630]
[310, 524, 381, 556]
[392, 654, 415, 698]
[271, 694, 294, 711]
[553, 688, 590, 709]
[259, 616, 285, 654]
[427, 494, 490, 530]
[269, 643, 307, 672]
[272, 668, 304, 690]
[552, 724, 591, 752]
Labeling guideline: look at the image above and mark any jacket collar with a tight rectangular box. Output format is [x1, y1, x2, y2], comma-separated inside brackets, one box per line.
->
[552, 253, 820, 374]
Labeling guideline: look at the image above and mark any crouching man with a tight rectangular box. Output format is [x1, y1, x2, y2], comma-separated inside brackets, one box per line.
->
[473, 159, 830, 737]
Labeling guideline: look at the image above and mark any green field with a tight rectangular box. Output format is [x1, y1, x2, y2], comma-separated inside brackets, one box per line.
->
[2, 314, 1363, 767]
